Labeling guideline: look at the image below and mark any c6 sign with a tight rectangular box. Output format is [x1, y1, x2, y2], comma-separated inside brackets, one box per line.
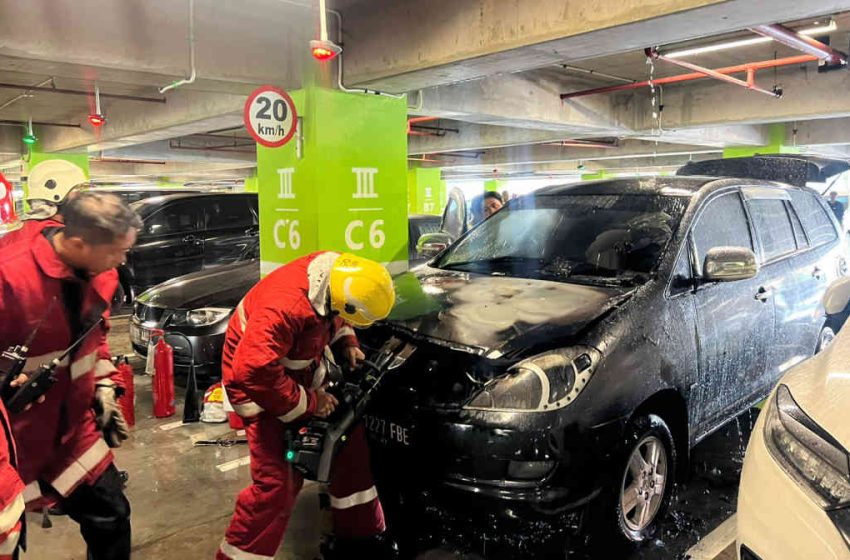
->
[244, 86, 298, 148]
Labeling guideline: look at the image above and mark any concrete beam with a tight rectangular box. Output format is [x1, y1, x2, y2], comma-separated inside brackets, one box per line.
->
[408, 123, 572, 155]
[343, 0, 850, 91]
[789, 117, 850, 147]
[89, 159, 254, 180]
[102, 139, 255, 165]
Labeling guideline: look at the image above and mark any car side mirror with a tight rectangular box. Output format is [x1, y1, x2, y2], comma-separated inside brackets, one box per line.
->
[416, 231, 453, 259]
[824, 277, 850, 315]
[703, 247, 759, 282]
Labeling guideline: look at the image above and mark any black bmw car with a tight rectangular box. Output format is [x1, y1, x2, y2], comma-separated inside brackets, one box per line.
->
[359, 156, 850, 553]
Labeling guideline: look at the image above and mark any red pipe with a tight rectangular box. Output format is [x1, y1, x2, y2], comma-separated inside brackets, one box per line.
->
[750, 24, 846, 66]
[649, 48, 780, 98]
[561, 54, 816, 99]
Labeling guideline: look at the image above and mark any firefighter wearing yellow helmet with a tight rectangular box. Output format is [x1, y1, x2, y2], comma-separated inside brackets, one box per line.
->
[218, 250, 397, 560]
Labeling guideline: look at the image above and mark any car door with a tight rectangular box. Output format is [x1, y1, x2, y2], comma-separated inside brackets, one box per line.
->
[690, 190, 775, 430]
[132, 199, 205, 289]
[201, 194, 259, 269]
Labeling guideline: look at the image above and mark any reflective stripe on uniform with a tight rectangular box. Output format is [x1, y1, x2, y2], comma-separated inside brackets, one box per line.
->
[236, 301, 247, 331]
[0, 528, 20, 555]
[218, 540, 274, 560]
[280, 357, 312, 370]
[51, 438, 110, 496]
[94, 358, 116, 379]
[278, 386, 307, 423]
[330, 485, 378, 510]
[330, 326, 355, 345]
[70, 351, 98, 380]
[0, 495, 23, 535]
[22, 482, 40, 504]
[23, 351, 67, 373]
[231, 400, 263, 418]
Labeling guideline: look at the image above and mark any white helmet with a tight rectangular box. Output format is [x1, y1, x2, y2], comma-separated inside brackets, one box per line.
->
[26, 160, 88, 219]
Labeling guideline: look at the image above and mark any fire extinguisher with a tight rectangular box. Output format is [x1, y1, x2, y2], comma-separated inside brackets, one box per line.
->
[151, 329, 176, 418]
[116, 356, 135, 427]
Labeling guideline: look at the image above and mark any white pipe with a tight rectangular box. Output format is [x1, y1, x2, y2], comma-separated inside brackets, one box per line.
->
[0, 78, 53, 112]
[159, 0, 196, 94]
[318, 0, 329, 42]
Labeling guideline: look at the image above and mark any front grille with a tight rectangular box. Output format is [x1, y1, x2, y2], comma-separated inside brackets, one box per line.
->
[133, 302, 166, 324]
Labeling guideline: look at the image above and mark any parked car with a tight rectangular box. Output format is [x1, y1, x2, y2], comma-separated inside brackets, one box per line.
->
[736, 277, 850, 560]
[121, 192, 258, 300]
[131, 216, 442, 377]
[88, 186, 224, 205]
[355, 155, 850, 550]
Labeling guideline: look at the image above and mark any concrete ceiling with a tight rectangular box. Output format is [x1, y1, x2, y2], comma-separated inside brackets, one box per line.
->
[0, 0, 850, 184]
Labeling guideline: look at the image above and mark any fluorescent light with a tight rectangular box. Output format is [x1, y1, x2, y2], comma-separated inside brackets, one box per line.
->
[665, 19, 837, 58]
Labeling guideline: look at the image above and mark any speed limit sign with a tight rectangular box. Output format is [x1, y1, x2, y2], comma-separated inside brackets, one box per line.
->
[244, 86, 298, 148]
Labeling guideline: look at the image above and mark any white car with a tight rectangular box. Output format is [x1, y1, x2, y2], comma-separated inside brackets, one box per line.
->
[737, 278, 850, 560]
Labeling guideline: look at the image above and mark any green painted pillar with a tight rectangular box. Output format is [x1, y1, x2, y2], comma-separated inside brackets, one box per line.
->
[581, 170, 613, 181]
[407, 167, 446, 215]
[484, 179, 504, 193]
[256, 86, 408, 276]
[723, 123, 800, 158]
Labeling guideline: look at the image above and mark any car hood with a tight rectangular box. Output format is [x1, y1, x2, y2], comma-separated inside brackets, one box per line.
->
[137, 260, 260, 310]
[781, 328, 850, 449]
[386, 266, 633, 356]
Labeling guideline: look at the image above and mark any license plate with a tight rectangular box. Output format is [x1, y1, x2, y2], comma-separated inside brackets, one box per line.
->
[130, 324, 152, 347]
[364, 414, 411, 447]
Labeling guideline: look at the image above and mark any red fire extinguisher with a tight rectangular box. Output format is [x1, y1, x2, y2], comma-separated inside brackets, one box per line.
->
[117, 356, 135, 427]
[151, 330, 176, 418]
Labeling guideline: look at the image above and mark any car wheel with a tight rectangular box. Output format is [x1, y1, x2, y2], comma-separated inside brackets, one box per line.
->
[613, 414, 676, 544]
[816, 325, 836, 353]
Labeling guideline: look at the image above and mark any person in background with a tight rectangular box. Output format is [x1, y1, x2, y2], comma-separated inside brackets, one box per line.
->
[828, 191, 845, 227]
[0, 192, 140, 560]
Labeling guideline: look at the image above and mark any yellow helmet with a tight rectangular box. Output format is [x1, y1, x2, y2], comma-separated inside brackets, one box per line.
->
[329, 253, 395, 328]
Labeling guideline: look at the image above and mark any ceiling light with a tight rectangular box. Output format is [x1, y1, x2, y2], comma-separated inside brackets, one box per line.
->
[89, 84, 106, 128]
[22, 118, 36, 146]
[665, 19, 837, 58]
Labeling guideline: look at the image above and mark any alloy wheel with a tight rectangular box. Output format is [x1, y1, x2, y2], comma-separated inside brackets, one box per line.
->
[620, 435, 668, 532]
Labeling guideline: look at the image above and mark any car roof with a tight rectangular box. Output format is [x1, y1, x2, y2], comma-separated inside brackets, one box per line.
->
[130, 192, 256, 214]
[535, 176, 712, 197]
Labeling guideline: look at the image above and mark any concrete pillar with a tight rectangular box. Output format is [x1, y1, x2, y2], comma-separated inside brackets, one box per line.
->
[256, 87, 408, 276]
[722, 124, 800, 158]
[407, 167, 446, 215]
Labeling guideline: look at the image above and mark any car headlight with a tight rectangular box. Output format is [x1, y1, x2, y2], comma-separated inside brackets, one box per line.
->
[764, 384, 850, 510]
[464, 347, 600, 412]
[168, 307, 232, 327]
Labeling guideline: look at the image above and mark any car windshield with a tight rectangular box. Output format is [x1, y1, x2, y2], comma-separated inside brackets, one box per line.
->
[435, 193, 688, 285]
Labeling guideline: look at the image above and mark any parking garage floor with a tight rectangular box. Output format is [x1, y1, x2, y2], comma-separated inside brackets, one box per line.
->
[22, 316, 742, 560]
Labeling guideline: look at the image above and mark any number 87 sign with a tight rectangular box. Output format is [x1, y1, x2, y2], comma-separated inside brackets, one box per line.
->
[244, 86, 298, 148]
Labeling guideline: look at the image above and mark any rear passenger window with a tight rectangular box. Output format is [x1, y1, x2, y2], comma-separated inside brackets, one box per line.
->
[692, 192, 753, 274]
[786, 202, 809, 250]
[205, 197, 255, 229]
[790, 191, 839, 247]
[144, 202, 202, 236]
[748, 199, 797, 261]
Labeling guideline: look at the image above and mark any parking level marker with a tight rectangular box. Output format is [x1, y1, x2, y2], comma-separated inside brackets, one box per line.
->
[217, 456, 251, 472]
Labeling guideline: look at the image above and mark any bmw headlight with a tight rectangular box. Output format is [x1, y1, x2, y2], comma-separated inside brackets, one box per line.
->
[764, 384, 850, 509]
[464, 347, 600, 412]
[168, 307, 232, 327]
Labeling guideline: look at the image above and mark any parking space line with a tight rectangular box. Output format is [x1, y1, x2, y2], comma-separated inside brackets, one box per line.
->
[217, 456, 251, 472]
[158, 420, 186, 431]
[685, 513, 737, 560]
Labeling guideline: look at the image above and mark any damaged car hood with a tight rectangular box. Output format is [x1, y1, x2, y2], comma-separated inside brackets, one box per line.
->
[387, 266, 633, 356]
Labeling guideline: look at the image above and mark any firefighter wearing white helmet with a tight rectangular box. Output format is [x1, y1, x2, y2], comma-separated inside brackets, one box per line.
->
[26, 159, 88, 219]
[218, 251, 397, 560]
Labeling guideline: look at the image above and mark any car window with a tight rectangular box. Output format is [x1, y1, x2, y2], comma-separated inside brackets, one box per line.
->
[144, 201, 202, 236]
[790, 190, 839, 247]
[205, 197, 255, 229]
[669, 243, 693, 295]
[786, 201, 809, 250]
[692, 192, 753, 275]
[747, 198, 797, 262]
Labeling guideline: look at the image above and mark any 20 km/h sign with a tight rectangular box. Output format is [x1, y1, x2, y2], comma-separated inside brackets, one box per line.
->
[244, 86, 298, 148]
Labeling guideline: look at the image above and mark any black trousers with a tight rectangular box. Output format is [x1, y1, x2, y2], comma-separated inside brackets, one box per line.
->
[61, 464, 131, 560]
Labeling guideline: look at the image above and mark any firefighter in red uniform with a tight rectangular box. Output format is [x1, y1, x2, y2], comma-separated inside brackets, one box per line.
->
[0, 403, 25, 560]
[217, 251, 397, 560]
[0, 191, 141, 560]
[0, 159, 87, 249]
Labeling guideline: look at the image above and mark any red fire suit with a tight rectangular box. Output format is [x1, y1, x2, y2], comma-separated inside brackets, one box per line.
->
[0, 218, 61, 250]
[0, 220, 124, 507]
[217, 252, 386, 560]
[0, 404, 24, 560]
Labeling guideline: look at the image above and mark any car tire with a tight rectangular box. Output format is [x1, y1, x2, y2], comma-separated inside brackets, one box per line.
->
[816, 325, 836, 353]
[587, 414, 676, 552]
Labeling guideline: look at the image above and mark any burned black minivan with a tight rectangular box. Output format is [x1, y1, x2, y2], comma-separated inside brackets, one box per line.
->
[361, 156, 850, 549]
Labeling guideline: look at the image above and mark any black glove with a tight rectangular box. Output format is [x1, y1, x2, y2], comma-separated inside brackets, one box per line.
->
[94, 379, 129, 448]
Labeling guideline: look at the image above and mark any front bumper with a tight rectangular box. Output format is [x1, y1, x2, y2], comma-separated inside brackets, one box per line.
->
[130, 318, 226, 378]
[737, 401, 850, 559]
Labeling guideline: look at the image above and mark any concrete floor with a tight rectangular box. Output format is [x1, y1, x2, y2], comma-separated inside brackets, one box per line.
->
[23, 317, 741, 559]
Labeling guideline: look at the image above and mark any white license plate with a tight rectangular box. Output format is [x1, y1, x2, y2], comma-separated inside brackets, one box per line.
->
[364, 414, 411, 447]
[130, 324, 152, 346]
